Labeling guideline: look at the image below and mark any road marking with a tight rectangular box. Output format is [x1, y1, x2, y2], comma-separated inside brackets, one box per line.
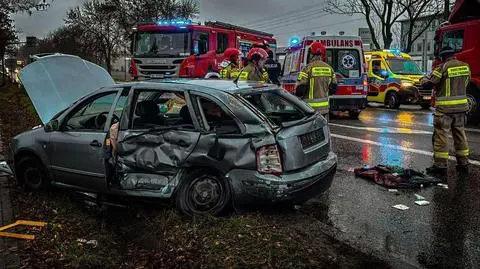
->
[329, 123, 433, 135]
[331, 133, 480, 166]
[357, 117, 480, 134]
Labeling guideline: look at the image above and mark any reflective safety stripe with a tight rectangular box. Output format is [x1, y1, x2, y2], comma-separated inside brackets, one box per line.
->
[446, 78, 451, 97]
[221, 69, 228, 78]
[311, 67, 332, 77]
[262, 71, 269, 82]
[432, 70, 442, 78]
[436, 97, 468, 106]
[447, 66, 470, 77]
[298, 71, 309, 80]
[231, 70, 240, 78]
[456, 149, 469, 156]
[309, 78, 314, 99]
[434, 151, 449, 159]
[238, 71, 249, 80]
[305, 98, 329, 108]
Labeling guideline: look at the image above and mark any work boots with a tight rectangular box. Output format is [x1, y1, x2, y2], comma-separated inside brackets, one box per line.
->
[426, 164, 447, 175]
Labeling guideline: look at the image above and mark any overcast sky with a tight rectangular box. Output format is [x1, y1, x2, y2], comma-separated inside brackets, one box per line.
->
[13, 0, 366, 46]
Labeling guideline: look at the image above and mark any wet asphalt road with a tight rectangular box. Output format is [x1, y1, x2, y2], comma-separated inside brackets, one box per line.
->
[312, 105, 480, 269]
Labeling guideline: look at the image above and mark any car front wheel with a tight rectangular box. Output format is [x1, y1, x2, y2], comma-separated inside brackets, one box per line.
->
[16, 156, 50, 191]
[175, 170, 231, 217]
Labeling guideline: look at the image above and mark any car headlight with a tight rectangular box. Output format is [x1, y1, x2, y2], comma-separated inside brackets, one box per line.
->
[401, 81, 414, 88]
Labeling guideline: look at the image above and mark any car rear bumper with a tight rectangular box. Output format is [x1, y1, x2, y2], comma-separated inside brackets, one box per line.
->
[227, 151, 337, 207]
[330, 95, 368, 111]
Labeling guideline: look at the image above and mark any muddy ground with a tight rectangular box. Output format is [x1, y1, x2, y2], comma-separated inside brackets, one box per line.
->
[0, 84, 391, 269]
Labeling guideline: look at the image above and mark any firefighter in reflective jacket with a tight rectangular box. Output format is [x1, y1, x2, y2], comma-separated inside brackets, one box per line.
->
[295, 41, 337, 120]
[220, 48, 242, 80]
[236, 48, 269, 82]
[421, 46, 471, 173]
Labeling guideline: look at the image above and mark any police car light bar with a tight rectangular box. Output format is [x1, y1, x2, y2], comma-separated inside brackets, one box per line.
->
[288, 36, 300, 47]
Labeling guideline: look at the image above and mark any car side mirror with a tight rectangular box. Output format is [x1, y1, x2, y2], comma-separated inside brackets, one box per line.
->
[380, 70, 389, 79]
[44, 119, 59, 132]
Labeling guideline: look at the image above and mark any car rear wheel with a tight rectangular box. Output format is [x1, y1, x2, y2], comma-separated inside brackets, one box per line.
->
[16, 157, 50, 191]
[175, 170, 231, 217]
[385, 92, 400, 109]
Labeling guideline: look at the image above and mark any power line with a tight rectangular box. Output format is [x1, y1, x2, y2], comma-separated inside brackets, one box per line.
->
[249, 8, 327, 30]
[272, 17, 365, 37]
[257, 11, 333, 32]
[242, 2, 326, 27]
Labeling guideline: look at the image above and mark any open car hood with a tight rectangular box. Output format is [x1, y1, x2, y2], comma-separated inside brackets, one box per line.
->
[19, 54, 114, 124]
[449, 0, 480, 23]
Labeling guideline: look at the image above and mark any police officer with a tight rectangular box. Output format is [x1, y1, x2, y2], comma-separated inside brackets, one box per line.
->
[421, 46, 471, 173]
[220, 48, 242, 80]
[264, 50, 282, 85]
[236, 47, 269, 82]
[295, 41, 337, 121]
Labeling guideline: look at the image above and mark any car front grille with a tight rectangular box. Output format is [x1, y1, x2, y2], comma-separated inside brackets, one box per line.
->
[299, 129, 325, 149]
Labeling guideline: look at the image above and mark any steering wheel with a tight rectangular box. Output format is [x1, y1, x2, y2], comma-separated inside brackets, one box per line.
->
[94, 112, 109, 129]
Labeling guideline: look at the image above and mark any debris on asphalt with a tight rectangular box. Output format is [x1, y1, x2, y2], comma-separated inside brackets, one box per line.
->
[392, 204, 409, 211]
[414, 200, 430, 206]
[388, 189, 398, 192]
[437, 183, 449, 189]
[76, 239, 98, 247]
[414, 194, 426, 200]
[354, 165, 442, 188]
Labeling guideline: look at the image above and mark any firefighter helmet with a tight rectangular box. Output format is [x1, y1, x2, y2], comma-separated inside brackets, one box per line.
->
[247, 47, 268, 61]
[439, 46, 455, 58]
[310, 41, 326, 56]
[224, 48, 242, 60]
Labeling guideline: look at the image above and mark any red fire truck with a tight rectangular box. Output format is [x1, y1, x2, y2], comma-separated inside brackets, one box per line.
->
[129, 20, 276, 80]
[433, 0, 480, 124]
[281, 35, 368, 119]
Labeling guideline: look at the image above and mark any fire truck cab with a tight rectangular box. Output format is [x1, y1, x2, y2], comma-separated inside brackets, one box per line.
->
[129, 20, 276, 80]
[281, 35, 368, 119]
[433, 0, 480, 124]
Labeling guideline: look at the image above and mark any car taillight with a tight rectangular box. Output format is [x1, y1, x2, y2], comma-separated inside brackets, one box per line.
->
[256, 144, 283, 175]
[362, 74, 368, 94]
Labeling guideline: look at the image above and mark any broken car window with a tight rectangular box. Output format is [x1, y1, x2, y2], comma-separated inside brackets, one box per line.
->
[63, 92, 118, 131]
[198, 97, 240, 134]
[240, 91, 307, 125]
[132, 90, 191, 130]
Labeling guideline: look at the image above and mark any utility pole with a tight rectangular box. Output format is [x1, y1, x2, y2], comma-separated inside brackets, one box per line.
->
[422, 30, 428, 72]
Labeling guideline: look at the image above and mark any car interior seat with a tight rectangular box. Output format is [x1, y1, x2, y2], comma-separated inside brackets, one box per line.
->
[133, 100, 163, 128]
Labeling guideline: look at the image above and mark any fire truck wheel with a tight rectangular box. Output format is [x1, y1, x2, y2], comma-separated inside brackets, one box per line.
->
[466, 85, 479, 125]
[385, 92, 400, 109]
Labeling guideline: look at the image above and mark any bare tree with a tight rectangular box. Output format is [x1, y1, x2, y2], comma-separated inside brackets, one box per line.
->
[66, 0, 125, 73]
[324, 0, 410, 49]
[443, 0, 450, 20]
[400, 0, 443, 53]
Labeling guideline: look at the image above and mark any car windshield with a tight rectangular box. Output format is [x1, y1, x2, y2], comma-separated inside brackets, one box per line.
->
[134, 31, 191, 57]
[240, 89, 314, 126]
[386, 59, 423, 75]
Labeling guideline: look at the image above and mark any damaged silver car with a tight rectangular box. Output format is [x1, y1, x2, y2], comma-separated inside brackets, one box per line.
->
[7, 55, 337, 216]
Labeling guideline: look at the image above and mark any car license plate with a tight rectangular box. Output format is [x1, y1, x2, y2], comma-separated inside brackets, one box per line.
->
[423, 96, 431, 100]
[150, 74, 164, 78]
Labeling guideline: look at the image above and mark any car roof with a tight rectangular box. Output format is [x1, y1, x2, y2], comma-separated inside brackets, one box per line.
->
[104, 79, 278, 95]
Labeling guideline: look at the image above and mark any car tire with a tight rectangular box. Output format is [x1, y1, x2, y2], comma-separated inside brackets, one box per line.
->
[175, 170, 231, 217]
[16, 157, 50, 191]
[420, 103, 431, 110]
[385, 92, 400, 109]
[349, 110, 361, 119]
[466, 85, 480, 126]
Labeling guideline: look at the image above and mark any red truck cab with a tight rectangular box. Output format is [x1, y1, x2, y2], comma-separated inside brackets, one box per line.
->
[129, 20, 276, 80]
[433, 0, 480, 124]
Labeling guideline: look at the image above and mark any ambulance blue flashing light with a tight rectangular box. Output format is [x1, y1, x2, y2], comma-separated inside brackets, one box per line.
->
[157, 19, 192, 26]
[385, 48, 402, 56]
[289, 36, 300, 47]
